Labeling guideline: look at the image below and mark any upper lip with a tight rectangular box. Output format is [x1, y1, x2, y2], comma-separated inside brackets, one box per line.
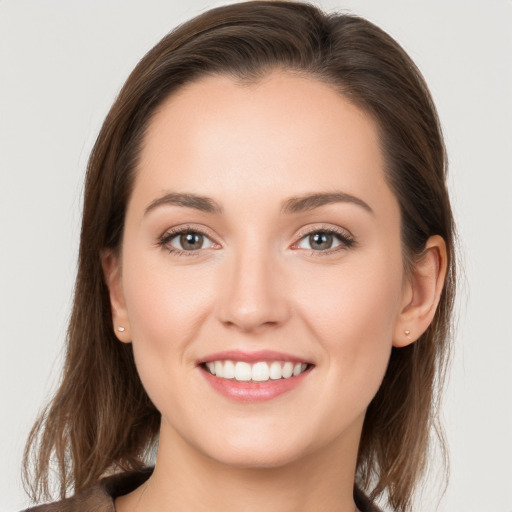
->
[198, 350, 312, 365]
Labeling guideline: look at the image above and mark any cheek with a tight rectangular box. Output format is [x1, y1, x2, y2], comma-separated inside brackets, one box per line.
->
[120, 252, 217, 419]
[121, 249, 215, 365]
[297, 254, 402, 337]
[293, 253, 403, 398]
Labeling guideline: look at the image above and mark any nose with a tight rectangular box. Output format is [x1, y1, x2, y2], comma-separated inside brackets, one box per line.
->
[216, 243, 291, 333]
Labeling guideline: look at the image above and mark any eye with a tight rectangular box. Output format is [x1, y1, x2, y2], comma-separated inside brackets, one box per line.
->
[158, 227, 216, 255]
[295, 228, 355, 253]
[171, 231, 213, 251]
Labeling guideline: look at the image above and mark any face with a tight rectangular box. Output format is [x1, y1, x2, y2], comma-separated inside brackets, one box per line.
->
[108, 72, 411, 469]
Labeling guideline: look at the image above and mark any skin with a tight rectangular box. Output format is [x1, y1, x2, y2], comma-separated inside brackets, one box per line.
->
[103, 72, 447, 512]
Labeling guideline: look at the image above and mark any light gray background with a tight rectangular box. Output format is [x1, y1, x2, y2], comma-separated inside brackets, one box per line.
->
[1, 1, 511, 511]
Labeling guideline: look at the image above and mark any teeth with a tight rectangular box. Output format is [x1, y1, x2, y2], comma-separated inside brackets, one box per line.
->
[223, 360, 235, 379]
[282, 362, 293, 378]
[235, 361, 252, 381]
[269, 361, 282, 380]
[204, 360, 309, 382]
[293, 363, 304, 376]
[252, 362, 269, 382]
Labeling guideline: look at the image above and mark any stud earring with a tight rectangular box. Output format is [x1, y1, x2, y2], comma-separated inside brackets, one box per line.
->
[404, 329, 411, 339]
[117, 326, 125, 332]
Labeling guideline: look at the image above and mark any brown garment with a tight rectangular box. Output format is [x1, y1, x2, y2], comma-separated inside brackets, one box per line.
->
[21, 469, 152, 512]
[22, 468, 381, 512]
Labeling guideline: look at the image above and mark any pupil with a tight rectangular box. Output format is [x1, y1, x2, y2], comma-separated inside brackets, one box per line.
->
[181, 232, 203, 250]
[310, 232, 332, 250]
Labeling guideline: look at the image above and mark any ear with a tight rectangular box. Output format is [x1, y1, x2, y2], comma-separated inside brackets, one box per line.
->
[393, 235, 448, 347]
[101, 250, 131, 343]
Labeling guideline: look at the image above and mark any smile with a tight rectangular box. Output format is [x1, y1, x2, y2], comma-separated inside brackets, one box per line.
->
[198, 350, 314, 402]
[204, 360, 309, 382]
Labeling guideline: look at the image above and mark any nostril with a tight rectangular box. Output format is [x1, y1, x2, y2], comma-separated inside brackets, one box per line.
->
[215, 259, 291, 331]
[221, 318, 280, 334]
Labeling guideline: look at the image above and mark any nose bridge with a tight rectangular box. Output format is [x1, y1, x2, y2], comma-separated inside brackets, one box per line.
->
[217, 233, 289, 332]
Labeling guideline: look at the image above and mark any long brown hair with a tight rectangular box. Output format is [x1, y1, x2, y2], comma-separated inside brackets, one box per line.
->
[23, 2, 456, 511]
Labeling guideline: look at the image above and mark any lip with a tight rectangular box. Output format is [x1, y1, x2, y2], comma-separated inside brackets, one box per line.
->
[200, 366, 312, 403]
[198, 349, 310, 365]
[198, 350, 314, 403]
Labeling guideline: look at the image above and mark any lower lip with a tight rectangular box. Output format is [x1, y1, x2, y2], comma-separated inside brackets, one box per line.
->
[200, 366, 312, 403]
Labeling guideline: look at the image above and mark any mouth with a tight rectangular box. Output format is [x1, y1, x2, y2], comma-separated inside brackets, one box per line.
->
[197, 350, 314, 402]
[201, 360, 311, 382]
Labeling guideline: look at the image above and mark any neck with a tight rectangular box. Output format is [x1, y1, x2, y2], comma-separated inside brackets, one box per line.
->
[126, 418, 362, 512]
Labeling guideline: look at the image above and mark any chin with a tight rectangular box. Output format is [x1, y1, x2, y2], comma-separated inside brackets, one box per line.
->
[194, 425, 319, 470]
[207, 443, 307, 470]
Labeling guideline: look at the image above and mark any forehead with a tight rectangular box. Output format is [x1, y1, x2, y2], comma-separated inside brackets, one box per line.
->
[133, 71, 394, 217]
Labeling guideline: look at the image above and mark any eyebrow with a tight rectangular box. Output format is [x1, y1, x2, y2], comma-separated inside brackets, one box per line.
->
[144, 191, 373, 216]
[145, 192, 223, 216]
[281, 192, 373, 215]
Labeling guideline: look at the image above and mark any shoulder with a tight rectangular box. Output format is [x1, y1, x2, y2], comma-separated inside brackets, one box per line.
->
[20, 484, 113, 512]
[21, 468, 153, 512]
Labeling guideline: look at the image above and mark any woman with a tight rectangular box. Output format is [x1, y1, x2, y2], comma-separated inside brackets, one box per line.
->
[22, 2, 455, 511]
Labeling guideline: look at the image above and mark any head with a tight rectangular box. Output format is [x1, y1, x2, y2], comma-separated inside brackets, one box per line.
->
[24, 2, 455, 511]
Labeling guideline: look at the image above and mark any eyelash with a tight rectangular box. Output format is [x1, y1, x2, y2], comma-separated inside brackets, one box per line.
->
[157, 225, 214, 257]
[293, 225, 355, 256]
[157, 225, 356, 257]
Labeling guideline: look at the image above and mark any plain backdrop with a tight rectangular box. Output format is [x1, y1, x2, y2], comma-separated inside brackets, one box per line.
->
[1, 1, 511, 511]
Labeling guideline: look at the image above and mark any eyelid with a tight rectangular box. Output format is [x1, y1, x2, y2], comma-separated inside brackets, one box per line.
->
[293, 223, 354, 241]
[291, 224, 356, 253]
[157, 224, 221, 254]
[157, 223, 355, 256]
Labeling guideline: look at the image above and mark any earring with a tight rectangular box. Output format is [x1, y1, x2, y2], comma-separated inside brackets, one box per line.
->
[404, 329, 411, 339]
[117, 326, 125, 332]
